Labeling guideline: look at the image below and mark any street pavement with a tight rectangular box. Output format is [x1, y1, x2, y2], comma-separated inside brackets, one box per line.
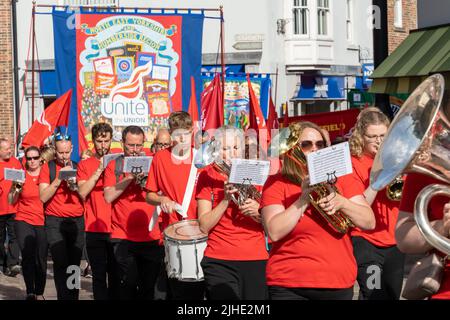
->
[0, 256, 420, 300]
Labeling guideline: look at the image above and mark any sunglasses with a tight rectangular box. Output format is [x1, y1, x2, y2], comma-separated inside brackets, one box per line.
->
[155, 142, 171, 148]
[55, 133, 71, 142]
[300, 140, 326, 151]
[26, 156, 40, 161]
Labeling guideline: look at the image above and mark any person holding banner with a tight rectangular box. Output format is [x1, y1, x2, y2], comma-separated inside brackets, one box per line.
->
[196, 125, 268, 300]
[39, 133, 84, 300]
[8, 146, 47, 300]
[146, 111, 205, 300]
[261, 121, 375, 300]
[104, 125, 161, 300]
[77, 123, 118, 300]
[349, 108, 405, 300]
[0, 137, 22, 277]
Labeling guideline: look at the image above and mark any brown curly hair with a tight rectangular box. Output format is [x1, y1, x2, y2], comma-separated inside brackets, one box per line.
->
[349, 107, 390, 158]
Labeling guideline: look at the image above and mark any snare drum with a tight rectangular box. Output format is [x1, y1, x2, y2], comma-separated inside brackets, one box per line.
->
[163, 219, 208, 282]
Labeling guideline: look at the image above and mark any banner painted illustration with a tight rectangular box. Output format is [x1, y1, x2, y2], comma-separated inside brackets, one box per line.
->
[202, 73, 271, 129]
[52, 8, 204, 159]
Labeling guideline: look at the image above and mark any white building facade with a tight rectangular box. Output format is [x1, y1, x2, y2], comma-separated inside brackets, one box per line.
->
[15, 0, 374, 136]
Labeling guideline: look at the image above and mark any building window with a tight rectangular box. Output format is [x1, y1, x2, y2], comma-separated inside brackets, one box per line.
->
[317, 0, 329, 36]
[293, 0, 308, 35]
[394, 0, 403, 28]
[346, 0, 353, 41]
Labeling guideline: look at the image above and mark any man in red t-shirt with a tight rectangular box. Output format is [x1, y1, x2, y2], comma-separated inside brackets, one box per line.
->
[0, 137, 22, 276]
[77, 123, 117, 300]
[104, 125, 161, 300]
[39, 134, 84, 300]
[146, 111, 205, 300]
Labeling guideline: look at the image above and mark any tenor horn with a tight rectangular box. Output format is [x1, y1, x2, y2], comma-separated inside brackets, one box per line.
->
[268, 126, 355, 234]
[370, 73, 450, 255]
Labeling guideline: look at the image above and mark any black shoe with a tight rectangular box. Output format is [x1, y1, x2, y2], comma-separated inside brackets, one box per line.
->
[5, 265, 21, 277]
[26, 294, 36, 300]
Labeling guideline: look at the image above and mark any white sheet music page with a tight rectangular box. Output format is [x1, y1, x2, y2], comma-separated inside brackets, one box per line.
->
[4, 168, 25, 182]
[228, 159, 270, 186]
[306, 142, 353, 185]
[123, 156, 153, 173]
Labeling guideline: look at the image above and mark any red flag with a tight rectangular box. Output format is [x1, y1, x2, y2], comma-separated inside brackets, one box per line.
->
[247, 75, 267, 132]
[283, 102, 289, 128]
[78, 95, 89, 154]
[266, 95, 279, 140]
[22, 89, 72, 148]
[200, 74, 224, 131]
[188, 76, 199, 122]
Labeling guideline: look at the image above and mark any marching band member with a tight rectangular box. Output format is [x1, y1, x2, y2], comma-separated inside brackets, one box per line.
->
[77, 123, 117, 300]
[0, 137, 22, 277]
[396, 176, 450, 299]
[8, 146, 47, 300]
[103, 125, 161, 300]
[349, 108, 405, 300]
[39, 133, 84, 300]
[146, 111, 205, 300]
[261, 121, 375, 300]
[196, 125, 268, 300]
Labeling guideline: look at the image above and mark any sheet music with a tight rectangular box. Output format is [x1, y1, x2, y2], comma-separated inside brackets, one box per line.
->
[4, 168, 25, 182]
[103, 153, 123, 168]
[59, 169, 77, 180]
[306, 142, 353, 185]
[228, 159, 270, 186]
[123, 156, 153, 173]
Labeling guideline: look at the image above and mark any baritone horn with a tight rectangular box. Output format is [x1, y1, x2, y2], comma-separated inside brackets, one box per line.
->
[370, 73, 450, 255]
[268, 126, 355, 234]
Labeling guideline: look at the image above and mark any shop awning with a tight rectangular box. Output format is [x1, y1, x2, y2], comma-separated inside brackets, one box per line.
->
[370, 24, 450, 94]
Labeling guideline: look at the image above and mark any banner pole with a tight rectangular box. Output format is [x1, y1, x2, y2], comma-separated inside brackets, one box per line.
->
[274, 65, 279, 112]
[220, 6, 225, 111]
[31, 1, 36, 123]
[35, 4, 221, 12]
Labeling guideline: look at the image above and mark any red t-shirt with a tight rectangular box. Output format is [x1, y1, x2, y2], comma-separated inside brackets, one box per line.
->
[196, 167, 268, 261]
[399, 172, 450, 299]
[350, 154, 400, 247]
[261, 172, 365, 288]
[77, 157, 111, 233]
[38, 162, 84, 218]
[0, 157, 22, 215]
[104, 158, 160, 242]
[146, 148, 199, 235]
[15, 172, 44, 226]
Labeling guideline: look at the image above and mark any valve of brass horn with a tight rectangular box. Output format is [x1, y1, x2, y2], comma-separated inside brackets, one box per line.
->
[386, 175, 403, 201]
[268, 126, 355, 234]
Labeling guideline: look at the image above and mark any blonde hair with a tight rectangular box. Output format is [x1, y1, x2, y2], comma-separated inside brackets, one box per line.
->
[40, 146, 55, 164]
[281, 121, 326, 185]
[349, 107, 390, 158]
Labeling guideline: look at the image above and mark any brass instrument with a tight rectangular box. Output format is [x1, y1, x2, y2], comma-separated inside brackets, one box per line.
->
[386, 175, 403, 201]
[12, 181, 23, 193]
[194, 139, 262, 206]
[268, 126, 355, 234]
[63, 160, 79, 192]
[370, 73, 450, 255]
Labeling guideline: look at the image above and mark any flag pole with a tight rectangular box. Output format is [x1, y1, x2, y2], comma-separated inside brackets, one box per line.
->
[31, 1, 36, 123]
[274, 65, 279, 114]
[220, 6, 225, 111]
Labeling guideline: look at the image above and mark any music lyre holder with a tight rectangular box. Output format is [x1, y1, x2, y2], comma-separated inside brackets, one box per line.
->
[326, 171, 337, 185]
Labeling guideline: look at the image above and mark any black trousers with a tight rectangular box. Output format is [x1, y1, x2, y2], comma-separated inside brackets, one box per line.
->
[86, 232, 118, 300]
[168, 278, 206, 300]
[352, 236, 405, 300]
[269, 286, 354, 300]
[15, 220, 48, 295]
[201, 256, 267, 300]
[112, 239, 163, 300]
[0, 213, 20, 269]
[45, 215, 85, 300]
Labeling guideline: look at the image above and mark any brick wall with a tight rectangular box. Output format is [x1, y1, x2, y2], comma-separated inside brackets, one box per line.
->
[0, 0, 14, 140]
[387, 0, 418, 54]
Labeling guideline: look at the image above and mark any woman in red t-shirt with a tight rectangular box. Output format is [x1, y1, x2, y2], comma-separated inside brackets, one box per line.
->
[261, 121, 375, 300]
[349, 107, 405, 300]
[196, 125, 269, 300]
[8, 146, 46, 300]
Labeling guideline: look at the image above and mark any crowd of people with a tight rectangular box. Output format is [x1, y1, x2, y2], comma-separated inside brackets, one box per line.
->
[0, 107, 449, 300]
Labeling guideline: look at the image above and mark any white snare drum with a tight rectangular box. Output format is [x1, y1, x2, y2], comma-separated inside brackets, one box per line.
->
[163, 219, 208, 282]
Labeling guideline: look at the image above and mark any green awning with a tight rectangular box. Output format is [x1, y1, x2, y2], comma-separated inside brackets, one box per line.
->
[370, 24, 450, 94]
